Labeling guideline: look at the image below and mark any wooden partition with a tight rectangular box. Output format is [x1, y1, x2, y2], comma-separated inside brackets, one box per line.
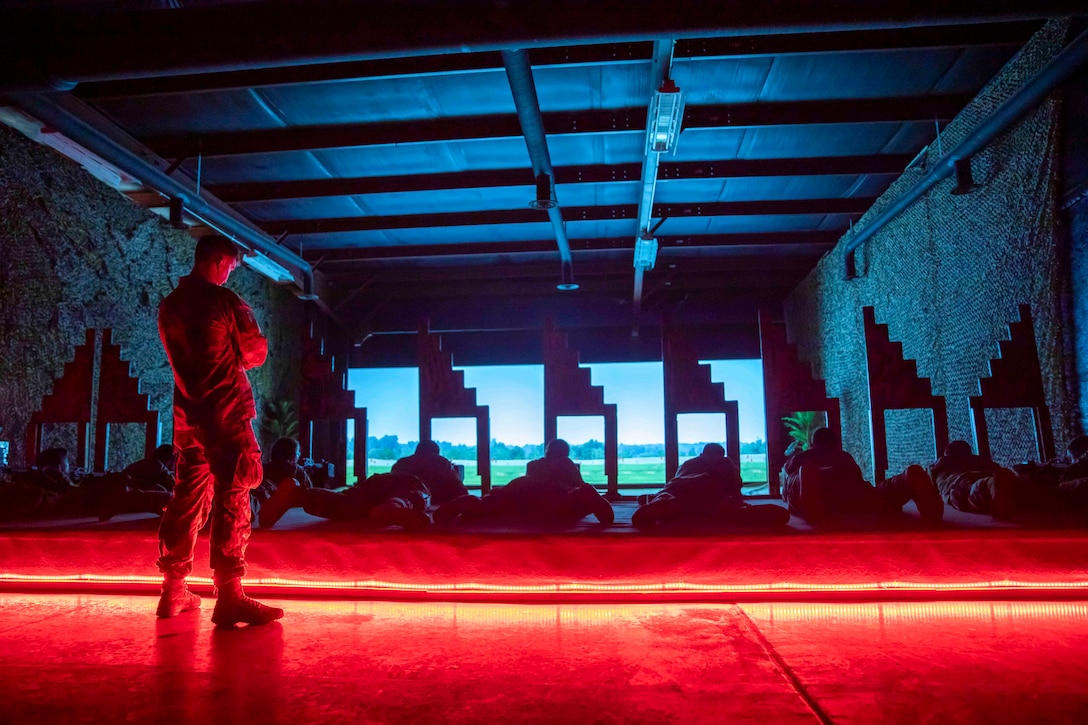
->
[758, 310, 840, 496]
[863, 307, 948, 481]
[418, 321, 491, 493]
[970, 304, 1055, 463]
[300, 333, 367, 486]
[93, 328, 160, 471]
[25, 329, 96, 469]
[543, 319, 619, 499]
[662, 324, 740, 481]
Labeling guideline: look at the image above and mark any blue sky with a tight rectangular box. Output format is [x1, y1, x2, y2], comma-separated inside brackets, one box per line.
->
[347, 360, 766, 446]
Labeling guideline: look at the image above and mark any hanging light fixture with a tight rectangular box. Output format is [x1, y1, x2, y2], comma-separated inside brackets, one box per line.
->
[529, 172, 557, 209]
[646, 79, 684, 154]
[633, 234, 658, 269]
[556, 260, 579, 291]
[950, 158, 979, 195]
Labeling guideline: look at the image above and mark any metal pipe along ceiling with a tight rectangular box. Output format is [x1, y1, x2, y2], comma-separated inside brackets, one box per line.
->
[844, 25, 1088, 268]
[501, 49, 573, 268]
[5, 91, 316, 298]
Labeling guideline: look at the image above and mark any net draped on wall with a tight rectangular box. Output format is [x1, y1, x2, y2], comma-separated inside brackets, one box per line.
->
[784, 19, 1077, 478]
[0, 123, 303, 468]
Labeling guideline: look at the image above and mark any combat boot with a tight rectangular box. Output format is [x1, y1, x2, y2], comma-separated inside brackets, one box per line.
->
[211, 578, 284, 627]
[156, 577, 201, 618]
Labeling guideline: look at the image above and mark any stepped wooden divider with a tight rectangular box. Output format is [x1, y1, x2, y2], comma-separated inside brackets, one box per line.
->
[758, 311, 840, 496]
[25, 329, 96, 469]
[970, 304, 1055, 463]
[863, 307, 949, 481]
[26, 328, 160, 471]
[543, 319, 619, 498]
[93, 329, 160, 472]
[662, 324, 740, 480]
[418, 321, 491, 493]
[300, 331, 367, 485]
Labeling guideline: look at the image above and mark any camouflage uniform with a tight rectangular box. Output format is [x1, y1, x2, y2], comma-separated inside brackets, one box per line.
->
[783, 447, 917, 517]
[390, 451, 467, 504]
[302, 472, 430, 520]
[157, 273, 267, 583]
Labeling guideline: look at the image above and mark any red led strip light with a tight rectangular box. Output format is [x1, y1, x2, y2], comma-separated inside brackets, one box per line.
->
[4, 573, 1088, 599]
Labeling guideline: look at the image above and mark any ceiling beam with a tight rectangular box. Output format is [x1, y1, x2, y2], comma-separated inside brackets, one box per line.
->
[324, 254, 818, 283]
[4, 0, 1075, 92]
[302, 232, 841, 263]
[74, 43, 653, 100]
[680, 95, 972, 128]
[327, 267, 809, 298]
[141, 96, 972, 159]
[659, 154, 913, 179]
[209, 155, 908, 202]
[70, 21, 1038, 100]
[672, 20, 1040, 58]
[264, 198, 874, 235]
[218, 167, 634, 203]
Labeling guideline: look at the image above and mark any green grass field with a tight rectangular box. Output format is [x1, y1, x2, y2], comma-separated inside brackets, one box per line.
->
[349, 459, 769, 494]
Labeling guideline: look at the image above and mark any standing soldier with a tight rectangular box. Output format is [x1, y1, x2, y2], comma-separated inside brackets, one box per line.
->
[156, 234, 283, 626]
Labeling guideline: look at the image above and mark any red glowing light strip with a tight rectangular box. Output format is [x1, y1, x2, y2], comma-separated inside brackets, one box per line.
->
[3, 572, 1088, 596]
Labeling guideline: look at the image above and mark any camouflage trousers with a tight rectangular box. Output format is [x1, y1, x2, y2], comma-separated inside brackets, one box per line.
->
[157, 421, 262, 583]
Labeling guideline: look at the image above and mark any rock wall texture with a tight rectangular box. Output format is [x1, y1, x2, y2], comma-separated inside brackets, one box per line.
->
[783, 20, 1080, 479]
[0, 123, 303, 468]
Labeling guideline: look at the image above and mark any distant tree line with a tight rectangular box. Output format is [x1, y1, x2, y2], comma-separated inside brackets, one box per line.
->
[356, 435, 766, 461]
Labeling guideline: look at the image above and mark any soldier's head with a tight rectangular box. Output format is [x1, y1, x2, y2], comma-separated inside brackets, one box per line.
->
[36, 446, 70, 473]
[193, 234, 242, 285]
[944, 440, 973, 458]
[415, 440, 441, 456]
[152, 444, 177, 469]
[545, 439, 570, 459]
[701, 443, 726, 458]
[809, 427, 838, 451]
[270, 437, 301, 464]
[1066, 435, 1088, 463]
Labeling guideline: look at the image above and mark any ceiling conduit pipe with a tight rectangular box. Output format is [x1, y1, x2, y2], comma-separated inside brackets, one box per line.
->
[844, 25, 1088, 274]
[633, 40, 677, 325]
[5, 90, 317, 301]
[501, 49, 575, 289]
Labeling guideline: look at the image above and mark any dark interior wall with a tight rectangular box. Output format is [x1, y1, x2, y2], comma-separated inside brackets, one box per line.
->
[1062, 21, 1088, 432]
[783, 20, 1079, 479]
[1070, 194, 1088, 431]
[0, 123, 303, 467]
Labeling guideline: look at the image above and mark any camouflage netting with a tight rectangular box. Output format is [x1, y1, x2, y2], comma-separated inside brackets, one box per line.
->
[0, 123, 304, 468]
[784, 20, 1080, 479]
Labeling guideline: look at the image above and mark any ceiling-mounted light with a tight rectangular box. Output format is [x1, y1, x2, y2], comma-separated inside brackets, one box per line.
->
[950, 158, 978, 195]
[243, 251, 295, 284]
[557, 260, 579, 291]
[529, 172, 557, 209]
[647, 79, 684, 154]
[633, 234, 658, 269]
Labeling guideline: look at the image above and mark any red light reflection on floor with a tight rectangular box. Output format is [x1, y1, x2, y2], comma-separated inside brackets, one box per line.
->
[3, 595, 1088, 722]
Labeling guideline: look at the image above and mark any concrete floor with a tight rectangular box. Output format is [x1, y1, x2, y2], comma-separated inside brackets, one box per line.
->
[1, 595, 1087, 723]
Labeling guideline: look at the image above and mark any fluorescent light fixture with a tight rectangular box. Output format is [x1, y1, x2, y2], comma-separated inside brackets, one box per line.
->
[243, 251, 294, 284]
[646, 79, 684, 154]
[633, 235, 658, 269]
